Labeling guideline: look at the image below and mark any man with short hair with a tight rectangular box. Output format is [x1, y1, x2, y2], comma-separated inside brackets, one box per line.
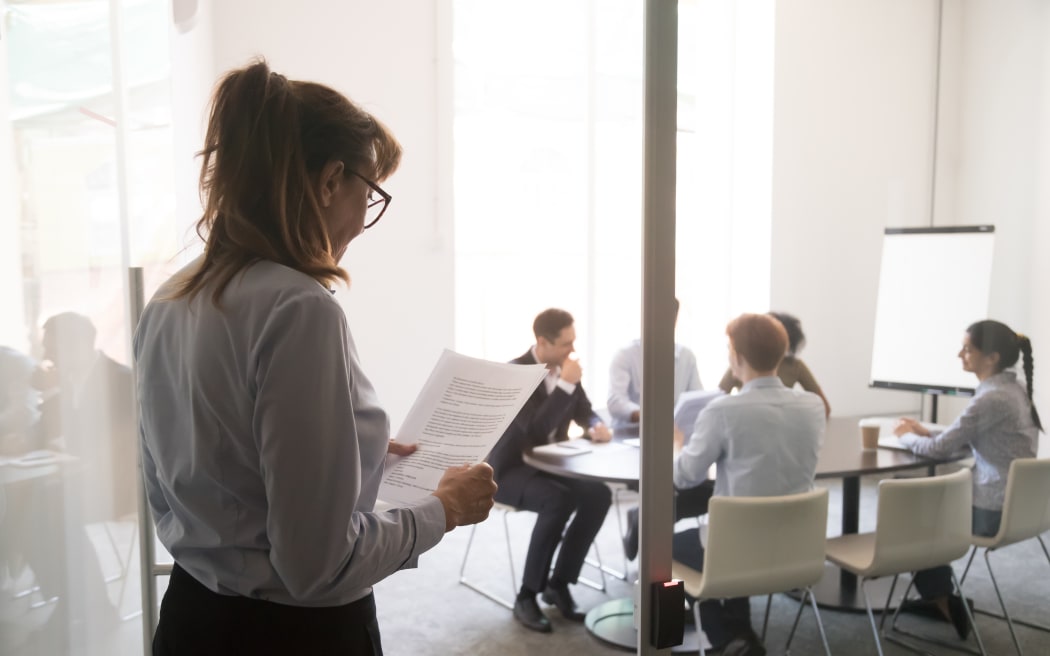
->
[607, 297, 703, 428]
[672, 313, 825, 656]
[608, 297, 708, 561]
[487, 308, 612, 633]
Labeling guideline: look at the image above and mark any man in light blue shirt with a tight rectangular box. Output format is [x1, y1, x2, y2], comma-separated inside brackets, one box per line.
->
[607, 298, 703, 429]
[672, 313, 825, 656]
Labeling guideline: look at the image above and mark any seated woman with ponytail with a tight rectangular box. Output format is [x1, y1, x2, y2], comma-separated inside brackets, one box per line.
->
[892, 319, 1042, 639]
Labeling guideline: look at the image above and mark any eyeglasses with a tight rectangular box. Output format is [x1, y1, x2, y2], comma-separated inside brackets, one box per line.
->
[351, 172, 392, 229]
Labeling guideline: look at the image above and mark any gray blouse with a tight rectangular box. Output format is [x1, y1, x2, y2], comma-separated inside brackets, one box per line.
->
[900, 370, 1038, 511]
[135, 258, 445, 607]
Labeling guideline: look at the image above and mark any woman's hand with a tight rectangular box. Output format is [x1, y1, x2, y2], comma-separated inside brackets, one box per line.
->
[432, 462, 498, 532]
[387, 439, 417, 457]
[893, 418, 930, 438]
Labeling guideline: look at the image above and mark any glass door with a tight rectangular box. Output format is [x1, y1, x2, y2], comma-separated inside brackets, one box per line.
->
[1, 1, 177, 653]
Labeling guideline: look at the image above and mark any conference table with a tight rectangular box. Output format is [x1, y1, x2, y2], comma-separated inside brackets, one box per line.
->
[522, 416, 967, 651]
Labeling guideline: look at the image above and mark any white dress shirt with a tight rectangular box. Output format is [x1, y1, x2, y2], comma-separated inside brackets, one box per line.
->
[607, 339, 703, 428]
[674, 376, 824, 498]
[135, 258, 445, 607]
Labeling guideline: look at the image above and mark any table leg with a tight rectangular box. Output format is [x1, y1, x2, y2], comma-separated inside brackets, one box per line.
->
[840, 475, 860, 594]
[797, 475, 907, 612]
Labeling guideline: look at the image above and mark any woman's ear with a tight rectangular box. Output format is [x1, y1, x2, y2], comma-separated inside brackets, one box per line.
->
[317, 160, 346, 208]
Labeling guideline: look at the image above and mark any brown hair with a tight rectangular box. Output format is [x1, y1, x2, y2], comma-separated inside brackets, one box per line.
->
[968, 320, 1042, 431]
[727, 313, 788, 372]
[533, 308, 574, 343]
[173, 58, 402, 303]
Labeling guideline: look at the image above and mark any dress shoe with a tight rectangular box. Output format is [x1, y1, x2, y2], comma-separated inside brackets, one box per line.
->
[899, 595, 972, 640]
[717, 630, 767, 656]
[513, 596, 552, 633]
[898, 598, 945, 621]
[946, 594, 972, 640]
[622, 506, 639, 561]
[541, 583, 586, 622]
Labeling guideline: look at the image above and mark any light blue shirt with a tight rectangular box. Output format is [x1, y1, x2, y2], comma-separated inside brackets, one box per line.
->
[674, 376, 825, 498]
[899, 370, 1038, 511]
[607, 339, 703, 428]
[134, 259, 445, 607]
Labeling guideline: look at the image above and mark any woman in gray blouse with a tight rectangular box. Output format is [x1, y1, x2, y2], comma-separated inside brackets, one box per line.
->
[892, 319, 1041, 639]
[136, 60, 496, 655]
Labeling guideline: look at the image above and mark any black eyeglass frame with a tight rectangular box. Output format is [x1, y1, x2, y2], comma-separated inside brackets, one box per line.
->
[351, 171, 392, 229]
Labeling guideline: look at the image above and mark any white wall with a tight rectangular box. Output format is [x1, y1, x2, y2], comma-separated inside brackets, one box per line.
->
[205, 0, 454, 426]
[770, 0, 940, 417]
[771, 0, 1049, 423]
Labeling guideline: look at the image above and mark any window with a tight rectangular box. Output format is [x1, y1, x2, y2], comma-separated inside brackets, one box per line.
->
[453, 0, 774, 399]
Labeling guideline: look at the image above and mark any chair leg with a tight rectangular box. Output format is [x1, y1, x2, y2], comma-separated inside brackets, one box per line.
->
[457, 512, 515, 610]
[785, 590, 807, 652]
[885, 570, 988, 656]
[579, 540, 607, 592]
[808, 586, 833, 656]
[785, 587, 831, 656]
[760, 593, 772, 642]
[959, 545, 979, 587]
[952, 570, 987, 656]
[968, 541, 1050, 637]
[502, 510, 517, 597]
[860, 578, 887, 656]
[693, 601, 706, 656]
[887, 575, 915, 634]
[985, 548, 1022, 655]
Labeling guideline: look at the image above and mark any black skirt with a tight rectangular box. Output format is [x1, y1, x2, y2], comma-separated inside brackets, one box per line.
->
[153, 564, 383, 656]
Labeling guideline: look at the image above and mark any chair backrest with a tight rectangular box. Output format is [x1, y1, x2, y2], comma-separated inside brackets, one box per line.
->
[868, 467, 972, 577]
[696, 488, 829, 599]
[994, 458, 1050, 546]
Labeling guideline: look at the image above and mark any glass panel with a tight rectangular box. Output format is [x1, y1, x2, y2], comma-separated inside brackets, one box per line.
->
[453, 0, 774, 399]
[1, 1, 173, 652]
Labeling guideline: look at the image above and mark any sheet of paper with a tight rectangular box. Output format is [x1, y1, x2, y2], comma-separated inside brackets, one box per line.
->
[533, 439, 593, 456]
[379, 349, 546, 506]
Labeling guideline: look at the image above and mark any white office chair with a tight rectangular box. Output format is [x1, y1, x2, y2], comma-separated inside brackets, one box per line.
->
[670, 488, 832, 656]
[458, 502, 608, 610]
[825, 468, 986, 656]
[957, 458, 1050, 656]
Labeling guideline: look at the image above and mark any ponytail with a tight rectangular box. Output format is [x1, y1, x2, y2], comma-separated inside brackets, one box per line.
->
[172, 58, 401, 304]
[1018, 334, 1043, 432]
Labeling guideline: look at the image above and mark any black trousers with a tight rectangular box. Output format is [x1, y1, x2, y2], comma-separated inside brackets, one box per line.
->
[913, 506, 1003, 599]
[154, 564, 383, 656]
[497, 471, 612, 595]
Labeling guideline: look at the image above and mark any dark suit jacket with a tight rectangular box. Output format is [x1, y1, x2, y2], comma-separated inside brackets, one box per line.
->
[487, 349, 601, 500]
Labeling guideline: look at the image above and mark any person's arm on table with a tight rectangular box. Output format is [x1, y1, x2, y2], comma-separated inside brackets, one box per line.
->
[893, 395, 997, 456]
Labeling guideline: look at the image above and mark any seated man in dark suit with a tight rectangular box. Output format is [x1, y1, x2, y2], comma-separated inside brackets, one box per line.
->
[487, 308, 613, 633]
[672, 313, 824, 656]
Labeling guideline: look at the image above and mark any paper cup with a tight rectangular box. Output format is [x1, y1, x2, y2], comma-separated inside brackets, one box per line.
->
[858, 418, 882, 450]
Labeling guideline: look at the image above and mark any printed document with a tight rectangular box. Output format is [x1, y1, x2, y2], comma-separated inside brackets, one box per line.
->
[379, 349, 546, 505]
